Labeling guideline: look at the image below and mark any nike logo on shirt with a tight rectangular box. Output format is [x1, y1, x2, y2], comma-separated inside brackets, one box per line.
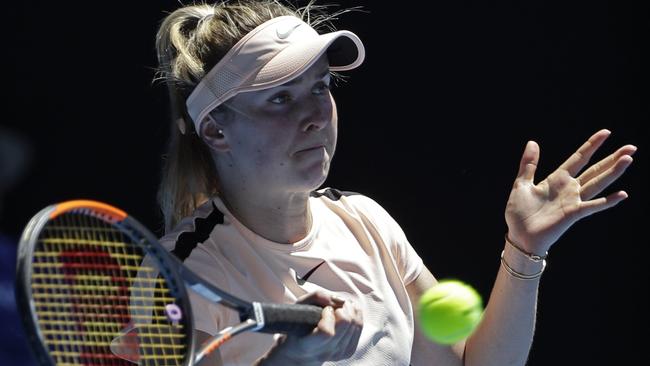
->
[296, 260, 326, 285]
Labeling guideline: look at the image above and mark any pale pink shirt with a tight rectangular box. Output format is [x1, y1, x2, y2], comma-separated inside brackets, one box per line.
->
[160, 188, 424, 365]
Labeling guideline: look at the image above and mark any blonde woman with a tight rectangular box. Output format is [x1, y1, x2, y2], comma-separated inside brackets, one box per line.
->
[153, 1, 636, 365]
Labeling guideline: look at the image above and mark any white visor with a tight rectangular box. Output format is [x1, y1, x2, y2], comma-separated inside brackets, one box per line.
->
[185, 15, 365, 134]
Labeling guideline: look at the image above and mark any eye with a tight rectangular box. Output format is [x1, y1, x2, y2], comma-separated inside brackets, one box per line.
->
[313, 81, 330, 95]
[269, 92, 292, 105]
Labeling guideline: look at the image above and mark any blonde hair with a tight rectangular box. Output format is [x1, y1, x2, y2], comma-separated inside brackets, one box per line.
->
[154, 0, 356, 232]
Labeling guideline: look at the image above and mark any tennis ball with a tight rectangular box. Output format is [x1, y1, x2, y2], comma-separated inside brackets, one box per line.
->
[418, 279, 483, 344]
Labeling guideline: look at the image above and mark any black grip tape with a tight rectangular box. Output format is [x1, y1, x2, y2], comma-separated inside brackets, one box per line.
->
[258, 303, 322, 336]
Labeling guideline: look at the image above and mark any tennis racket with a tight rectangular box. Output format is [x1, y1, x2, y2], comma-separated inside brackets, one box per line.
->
[16, 199, 323, 366]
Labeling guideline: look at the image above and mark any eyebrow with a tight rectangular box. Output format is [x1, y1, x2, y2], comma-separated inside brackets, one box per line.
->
[280, 69, 330, 87]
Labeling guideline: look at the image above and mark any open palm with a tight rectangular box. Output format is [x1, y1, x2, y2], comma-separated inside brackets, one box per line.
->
[505, 129, 636, 256]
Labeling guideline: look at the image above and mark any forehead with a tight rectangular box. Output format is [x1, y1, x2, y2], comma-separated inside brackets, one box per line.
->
[227, 55, 330, 107]
[277, 54, 330, 87]
[224, 55, 330, 107]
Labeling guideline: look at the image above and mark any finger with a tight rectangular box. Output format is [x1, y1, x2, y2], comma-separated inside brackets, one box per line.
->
[578, 191, 628, 218]
[332, 301, 355, 335]
[335, 300, 363, 336]
[516, 140, 540, 182]
[314, 308, 352, 361]
[580, 155, 634, 200]
[331, 294, 346, 309]
[296, 291, 340, 308]
[331, 299, 358, 334]
[577, 145, 637, 186]
[558, 129, 610, 176]
[316, 306, 336, 337]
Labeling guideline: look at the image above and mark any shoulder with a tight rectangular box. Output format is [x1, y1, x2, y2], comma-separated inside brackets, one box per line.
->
[159, 199, 231, 288]
[159, 199, 225, 262]
[311, 187, 396, 225]
[310, 187, 361, 201]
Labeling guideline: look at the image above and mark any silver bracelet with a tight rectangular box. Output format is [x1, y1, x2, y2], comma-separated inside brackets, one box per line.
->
[500, 250, 546, 280]
[505, 234, 548, 262]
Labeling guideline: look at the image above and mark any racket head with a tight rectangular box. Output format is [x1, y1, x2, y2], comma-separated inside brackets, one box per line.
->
[15, 200, 195, 366]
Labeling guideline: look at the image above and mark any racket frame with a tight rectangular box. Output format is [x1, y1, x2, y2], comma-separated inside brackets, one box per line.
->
[15, 202, 199, 366]
[16, 206, 55, 366]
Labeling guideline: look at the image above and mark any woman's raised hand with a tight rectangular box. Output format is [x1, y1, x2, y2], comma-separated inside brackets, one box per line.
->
[504, 129, 636, 256]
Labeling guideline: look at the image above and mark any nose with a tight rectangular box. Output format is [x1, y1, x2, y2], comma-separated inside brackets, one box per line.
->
[304, 118, 328, 132]
[298, 95, 332, 132]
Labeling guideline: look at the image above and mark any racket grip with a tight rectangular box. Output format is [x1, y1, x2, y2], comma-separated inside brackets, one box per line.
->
[258, 303, 322, 336]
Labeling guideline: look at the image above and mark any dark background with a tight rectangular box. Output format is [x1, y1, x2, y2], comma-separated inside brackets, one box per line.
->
[1, 1, 647, 365]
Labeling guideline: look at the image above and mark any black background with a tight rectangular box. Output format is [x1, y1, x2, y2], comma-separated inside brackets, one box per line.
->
[2, 1, 648, 364]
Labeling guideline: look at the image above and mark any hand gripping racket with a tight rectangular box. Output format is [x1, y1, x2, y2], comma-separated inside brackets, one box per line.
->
[15, 200, 322, 365]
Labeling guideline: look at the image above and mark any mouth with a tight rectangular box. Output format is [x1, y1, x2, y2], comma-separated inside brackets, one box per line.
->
[295, 145, 325, 154]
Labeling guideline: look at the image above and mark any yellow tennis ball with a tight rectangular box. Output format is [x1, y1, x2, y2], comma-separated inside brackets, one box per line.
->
[418, 279, 483, 344]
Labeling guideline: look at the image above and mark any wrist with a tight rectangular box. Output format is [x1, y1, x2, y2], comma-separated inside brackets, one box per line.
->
[501, 234, 547, 280]
[506, 232, 549, 258]
[504, 233, 548, 262]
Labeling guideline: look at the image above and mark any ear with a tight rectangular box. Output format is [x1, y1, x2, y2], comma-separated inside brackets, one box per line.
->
[200, 114, 229, 152]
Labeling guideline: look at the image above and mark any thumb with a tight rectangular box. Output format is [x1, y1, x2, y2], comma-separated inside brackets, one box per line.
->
[517, 140, 540, 182]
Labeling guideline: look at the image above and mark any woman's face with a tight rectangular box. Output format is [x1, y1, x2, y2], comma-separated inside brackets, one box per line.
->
[216, 55, 337, 195]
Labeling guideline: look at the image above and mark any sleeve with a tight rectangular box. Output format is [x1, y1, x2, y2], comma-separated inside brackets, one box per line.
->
[160, 230, 231, 337]
[181, 244, 232, 336]
[160, 203, 233, 335]
[347, 194, 425, 286]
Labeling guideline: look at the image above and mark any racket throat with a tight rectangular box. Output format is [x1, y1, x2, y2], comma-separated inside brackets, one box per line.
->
[194, 319, 260, 364]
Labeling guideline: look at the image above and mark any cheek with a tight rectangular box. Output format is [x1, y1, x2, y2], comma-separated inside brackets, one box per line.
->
[245, 128, 291, 167]
[252, 144, 279, 168]
[328, 118, 337, 150]
[328, 96, 338, 150]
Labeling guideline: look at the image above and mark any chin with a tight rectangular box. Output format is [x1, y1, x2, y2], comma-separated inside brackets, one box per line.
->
[305, 174, 329, 192]
[294, 167, 329, 193]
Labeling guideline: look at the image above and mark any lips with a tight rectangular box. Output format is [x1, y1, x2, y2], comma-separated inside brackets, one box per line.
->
[295, 145, 325, 154]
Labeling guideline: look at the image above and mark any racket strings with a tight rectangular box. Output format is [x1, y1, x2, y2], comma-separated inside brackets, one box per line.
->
[31, 211, 189, 365]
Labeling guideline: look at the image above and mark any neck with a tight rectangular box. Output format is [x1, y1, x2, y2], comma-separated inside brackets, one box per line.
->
[219, 187, 312, 244]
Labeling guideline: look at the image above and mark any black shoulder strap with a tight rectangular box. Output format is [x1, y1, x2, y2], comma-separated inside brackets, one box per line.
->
[171, 201, 224, 262]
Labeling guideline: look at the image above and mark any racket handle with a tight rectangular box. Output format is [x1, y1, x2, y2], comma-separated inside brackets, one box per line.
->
[258, 303, 322, 336]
